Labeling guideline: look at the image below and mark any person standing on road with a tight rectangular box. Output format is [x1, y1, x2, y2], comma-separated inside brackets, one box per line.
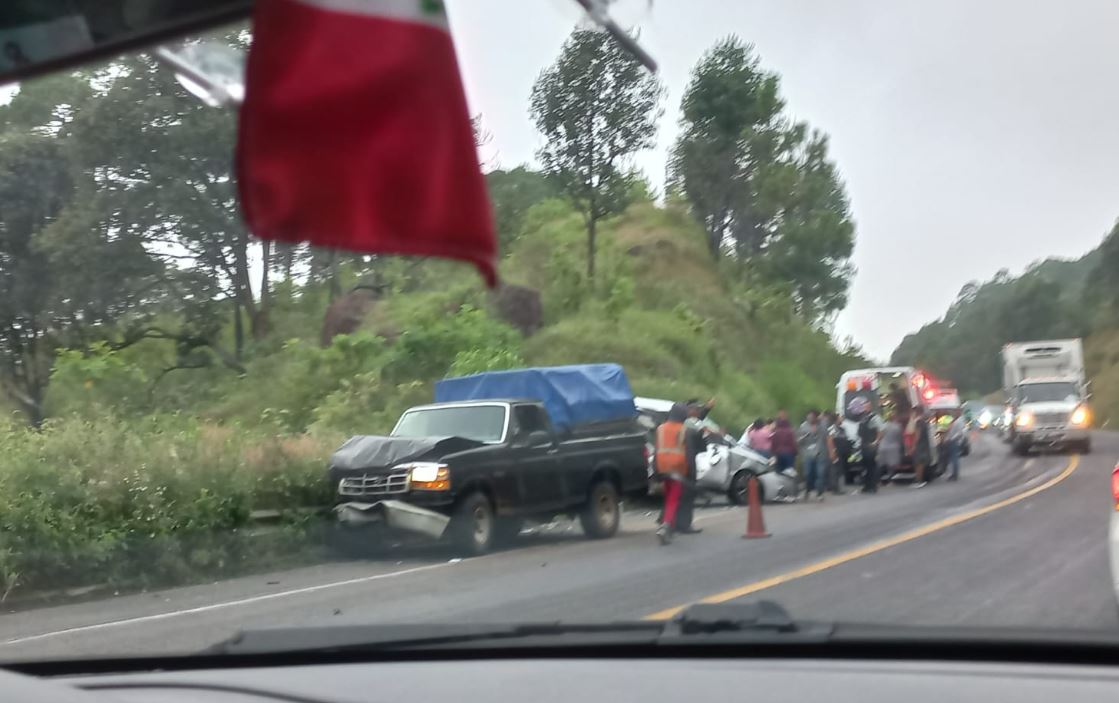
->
[742, 418, 773, 458]
[771, 416, 798, 476]
[889, 381, 911, 418]
[798, 410, 828, 501]
[740, 418, 762, 448]
[823, 411, 845, 495]
[877, 410, 903, 487]
[830, 413, 854, 488]
[945, 411, 968, 481]
[857, 407, 884, 493]
[912, 405, 932, 488]
[654, 403, 690, 545]
[675, 399, 712, 535]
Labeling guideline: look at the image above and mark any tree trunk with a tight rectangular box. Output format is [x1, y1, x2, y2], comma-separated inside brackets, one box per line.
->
[8, 381, 45, 428]
[279, 242, 296, 282]
[260, 239, 272, 310]
[231, 233, 271, 341]
[587, 215, 597, 281]
[327, 248, 341, 301]
[233, 297, 244, 360]
[252, 239, 272, 340]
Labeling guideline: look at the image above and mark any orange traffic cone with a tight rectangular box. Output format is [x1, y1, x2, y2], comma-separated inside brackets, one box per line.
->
[743, 475, 770, 539]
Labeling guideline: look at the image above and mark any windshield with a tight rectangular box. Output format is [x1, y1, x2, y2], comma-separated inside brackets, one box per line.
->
[392, 405, 506, 443]
[1018, 382, 1081, 404]
[3, 0, 1119, 668]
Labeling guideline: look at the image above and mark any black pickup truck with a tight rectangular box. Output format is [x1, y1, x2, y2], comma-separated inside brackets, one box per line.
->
[329, 399, 648, 554]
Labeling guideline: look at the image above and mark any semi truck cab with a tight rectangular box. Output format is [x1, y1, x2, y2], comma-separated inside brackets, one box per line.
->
[1001, 340, 1091, 455]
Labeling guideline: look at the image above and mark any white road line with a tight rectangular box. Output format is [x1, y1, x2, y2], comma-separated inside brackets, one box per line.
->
[1, 562, 454, 646]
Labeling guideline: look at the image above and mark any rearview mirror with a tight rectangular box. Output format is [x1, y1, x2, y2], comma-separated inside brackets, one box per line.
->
[0, 0, 251, 86]
[156, 40, 245, 108]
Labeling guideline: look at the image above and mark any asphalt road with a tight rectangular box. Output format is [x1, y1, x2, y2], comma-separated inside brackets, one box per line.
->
[1, 430, 1116, 661]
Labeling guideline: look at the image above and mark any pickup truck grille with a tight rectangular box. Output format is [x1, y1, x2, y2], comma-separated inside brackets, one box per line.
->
[1034, 412, 1069, 427]
[338, 470, 410, 497]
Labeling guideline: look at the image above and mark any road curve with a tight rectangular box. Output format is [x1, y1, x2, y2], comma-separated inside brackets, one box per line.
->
[1, 431, 1115, 660]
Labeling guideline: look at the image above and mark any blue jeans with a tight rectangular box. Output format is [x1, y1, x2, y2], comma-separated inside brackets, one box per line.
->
[775, 452, 796, 472]
[947, 439, 962, 479]
[802, 454, 826, 496]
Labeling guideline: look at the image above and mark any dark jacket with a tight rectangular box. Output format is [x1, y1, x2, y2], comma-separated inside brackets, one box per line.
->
[771, 419, 798, 456]
[684, 424, 704, 479]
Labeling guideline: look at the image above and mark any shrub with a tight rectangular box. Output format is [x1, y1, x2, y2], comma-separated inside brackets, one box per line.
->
[383, 304, 522, 382]
[0, 414, 332, 596]
[309, 377, 431, 436]
[212, 333, 388, 432]
[47, 343, 151, 417]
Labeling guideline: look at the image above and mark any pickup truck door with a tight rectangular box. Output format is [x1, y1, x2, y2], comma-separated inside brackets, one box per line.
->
[509, 404, 566, 511]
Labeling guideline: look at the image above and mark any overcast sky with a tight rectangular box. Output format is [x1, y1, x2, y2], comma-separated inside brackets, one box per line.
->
[446, 0, 1119, 361]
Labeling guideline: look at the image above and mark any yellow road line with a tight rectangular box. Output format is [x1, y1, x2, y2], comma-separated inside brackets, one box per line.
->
[644, 455, 1080, 620]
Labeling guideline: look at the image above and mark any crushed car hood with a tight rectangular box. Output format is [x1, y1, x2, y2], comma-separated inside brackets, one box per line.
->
[330, 435, 484, 471]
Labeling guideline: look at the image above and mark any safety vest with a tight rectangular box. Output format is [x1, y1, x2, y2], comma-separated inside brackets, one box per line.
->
[655, 421, 687, 475]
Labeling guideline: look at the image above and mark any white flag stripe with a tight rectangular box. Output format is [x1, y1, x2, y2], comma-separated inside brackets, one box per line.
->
[292, 0, 450, 31]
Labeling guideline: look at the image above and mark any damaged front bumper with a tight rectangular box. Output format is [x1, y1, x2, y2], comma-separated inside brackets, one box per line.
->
[333, 500, 452, 540]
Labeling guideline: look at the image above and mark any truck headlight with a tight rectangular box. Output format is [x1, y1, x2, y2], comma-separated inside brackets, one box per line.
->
[1015, 412, 1034, 429]
[398, 462, 451, 491]
[1070, 406, 1090, 427]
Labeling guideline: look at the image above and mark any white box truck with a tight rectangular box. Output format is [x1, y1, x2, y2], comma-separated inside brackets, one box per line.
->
[1002, 339, 1091, 454]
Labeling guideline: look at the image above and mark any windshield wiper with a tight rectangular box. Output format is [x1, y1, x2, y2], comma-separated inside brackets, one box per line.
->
[205, 601, 833, 656]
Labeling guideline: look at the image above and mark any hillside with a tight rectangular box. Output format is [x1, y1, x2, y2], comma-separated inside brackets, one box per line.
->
[0, 193, 865, 600]
[890, 227, 1119, 424]
[190, 195, 863, 437]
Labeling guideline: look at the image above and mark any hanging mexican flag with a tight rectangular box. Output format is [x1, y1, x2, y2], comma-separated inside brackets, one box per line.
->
[237, 0, 497, 286]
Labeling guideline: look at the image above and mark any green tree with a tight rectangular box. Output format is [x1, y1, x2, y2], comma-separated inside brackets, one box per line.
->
[669, 36, 855, 321]
[751, 132, 855, 318]
[69, 42, 274, 350]
[0, 75, 163, 424]
[530, 29, 663, 280]
[485, 167, 558, 249]
[668, 37, 784, 257]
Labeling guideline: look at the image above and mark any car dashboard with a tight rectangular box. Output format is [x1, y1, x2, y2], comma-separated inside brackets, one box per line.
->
[8, 656, 1119, 703]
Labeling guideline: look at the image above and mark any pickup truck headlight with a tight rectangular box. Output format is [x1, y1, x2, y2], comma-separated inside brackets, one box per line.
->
[398, 462, 452, 491]
[1015, 412, 1034, 429]
[1070, 406, 1090, 427]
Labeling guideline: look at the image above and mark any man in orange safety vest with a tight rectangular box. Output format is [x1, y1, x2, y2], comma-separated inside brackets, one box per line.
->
[655, 403, 691, 545]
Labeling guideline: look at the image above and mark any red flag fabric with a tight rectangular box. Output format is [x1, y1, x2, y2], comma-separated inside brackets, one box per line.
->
[237, 0, 497, 286]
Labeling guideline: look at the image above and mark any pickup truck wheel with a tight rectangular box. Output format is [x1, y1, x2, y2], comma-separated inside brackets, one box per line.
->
[1012, 438, 1030, 457]
[580, 480, 620, 539]
[450, 492, 495, 556]
[1077, 438, 1092, 454]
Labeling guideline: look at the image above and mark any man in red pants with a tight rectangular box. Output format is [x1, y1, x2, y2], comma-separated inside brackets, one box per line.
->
[655, 403, 691, 545]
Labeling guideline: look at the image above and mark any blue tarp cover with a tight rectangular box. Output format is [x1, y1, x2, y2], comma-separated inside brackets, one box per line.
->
[435, 364, 636, 431]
